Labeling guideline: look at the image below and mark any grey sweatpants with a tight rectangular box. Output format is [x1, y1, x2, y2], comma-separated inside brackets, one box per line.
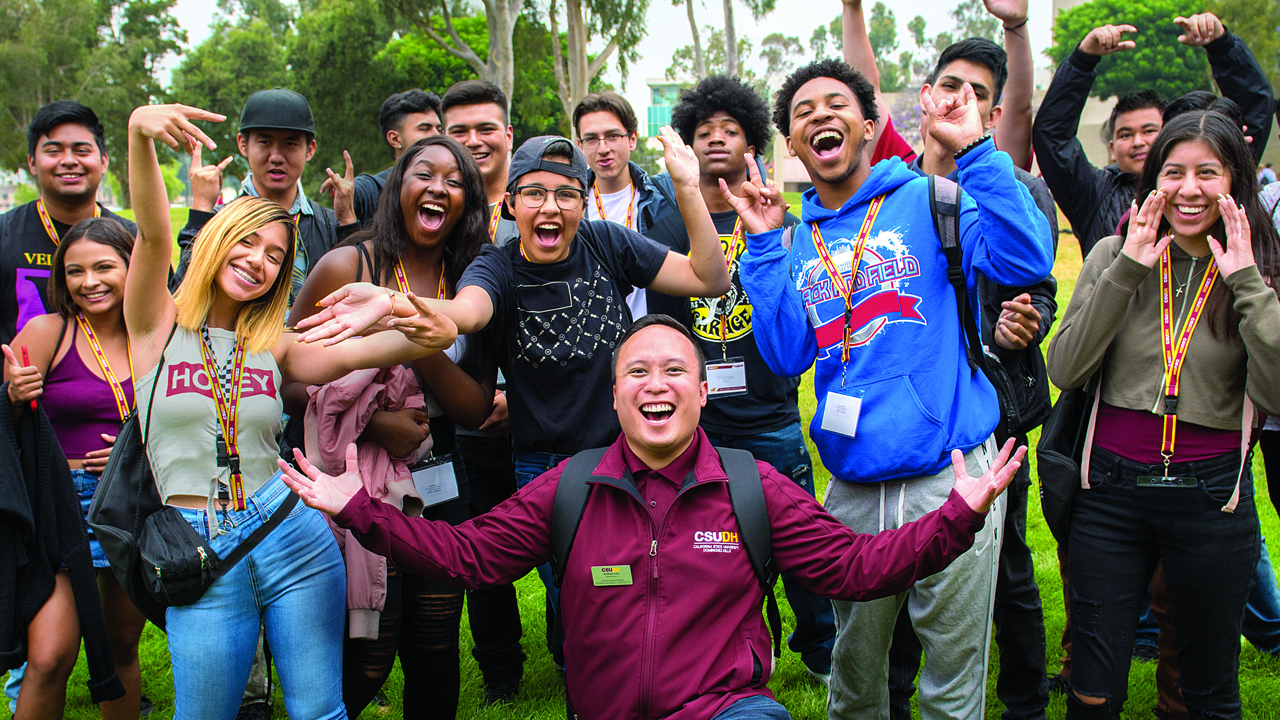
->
[825, 436, 1004, 720]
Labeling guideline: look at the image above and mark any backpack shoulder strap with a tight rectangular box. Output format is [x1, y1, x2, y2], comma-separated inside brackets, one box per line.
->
[717, 446, 783, 659]
[929, 175, 983, 373]
[142, 322, 179, 443]
[780, 224, 796, 251]
[549, 447, 610, 587]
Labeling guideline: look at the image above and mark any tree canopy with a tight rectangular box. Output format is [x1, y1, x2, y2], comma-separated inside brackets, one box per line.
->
[1048, 0, 1214, 101]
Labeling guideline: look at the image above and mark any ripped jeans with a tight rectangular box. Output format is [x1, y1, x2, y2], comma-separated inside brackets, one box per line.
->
[1066, 447, 1259, 720]
[704, 422, 835, 675]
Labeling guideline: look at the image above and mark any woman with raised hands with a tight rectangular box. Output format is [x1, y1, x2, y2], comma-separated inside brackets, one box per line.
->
[2, 217, 145, 719]
[286, 135, 494, 719]
[124, 103, 456, 720]
[1046, 109, 1280, 719]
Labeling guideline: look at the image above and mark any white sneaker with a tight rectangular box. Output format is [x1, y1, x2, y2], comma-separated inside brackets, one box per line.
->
[805, 666, 831, 687]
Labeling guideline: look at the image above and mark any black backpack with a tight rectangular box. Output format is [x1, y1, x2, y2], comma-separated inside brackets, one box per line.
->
[548, 446, 784, 659]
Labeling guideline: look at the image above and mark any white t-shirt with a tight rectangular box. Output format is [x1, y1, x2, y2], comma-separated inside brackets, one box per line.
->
[588, 184, 647, 317]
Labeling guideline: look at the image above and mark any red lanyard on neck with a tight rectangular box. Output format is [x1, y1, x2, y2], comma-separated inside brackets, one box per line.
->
[394, 257, 448, 299]
[811, 194, 886, 362]
[76, 313, 133, 422]
[488, 202, 502, 243]
[1158, 248, 1219, 466]
[592, 182, 636, 229]
[199, 328, 249, 511]
[718, 218, 745, 346]
[37, 198, 99, 245]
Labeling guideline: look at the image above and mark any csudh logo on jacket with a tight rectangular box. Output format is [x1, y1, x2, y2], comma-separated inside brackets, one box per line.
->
[797, 227, 925, 359]
[164, 362, 278, 400]
[693, 529, 741, 554]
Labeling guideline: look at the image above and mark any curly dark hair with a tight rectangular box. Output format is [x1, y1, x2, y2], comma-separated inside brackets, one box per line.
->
[772, 59, 879, 138]
[351, 135, 488, 296]
[671, 75, 772, 153]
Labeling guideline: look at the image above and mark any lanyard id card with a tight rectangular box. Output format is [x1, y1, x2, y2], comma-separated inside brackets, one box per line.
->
[410, 454, 459, 508]
[820, 390, 864, 438]
[706, 357, 747, 398]
[591, 565, 633, 586]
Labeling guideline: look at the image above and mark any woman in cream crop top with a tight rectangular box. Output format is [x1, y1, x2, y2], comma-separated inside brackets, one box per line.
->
[125, 103, 460, 720]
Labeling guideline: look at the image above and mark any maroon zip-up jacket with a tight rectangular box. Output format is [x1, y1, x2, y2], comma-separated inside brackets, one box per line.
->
[334, 429, 987, 719]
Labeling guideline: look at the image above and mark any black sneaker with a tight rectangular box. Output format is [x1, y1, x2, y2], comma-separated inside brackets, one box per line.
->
[1048, 673, 1069, 696]
[236, 700, 272, 720]
[139, 694, 156, 717]
[483, 683, 520, 705]
[1133, 643, 1159, 663]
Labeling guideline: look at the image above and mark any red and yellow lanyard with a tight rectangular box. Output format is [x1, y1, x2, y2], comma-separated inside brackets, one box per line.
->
[592, 183, 636, 230]
[1158, 248, 1219, 466]
[76, 313, 133, 422]
[811, 194, 886, 362]
[393, 257, 448, 299]
[36, 198, 99, 245]
[199, 329, 249, 511]
[718, 219, 746, 346]
[488, 202, 502, 243]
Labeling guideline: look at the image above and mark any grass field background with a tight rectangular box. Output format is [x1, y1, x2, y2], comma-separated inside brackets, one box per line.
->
[8, 207, 1279, 719]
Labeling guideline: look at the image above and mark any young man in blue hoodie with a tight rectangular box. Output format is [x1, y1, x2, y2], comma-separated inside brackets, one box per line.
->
[732, 59, 1053, 719]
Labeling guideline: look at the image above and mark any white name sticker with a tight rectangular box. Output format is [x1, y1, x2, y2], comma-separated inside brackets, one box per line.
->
[820, 391, 864, 438]
[706, 358, 748, 398]
[411, 455, 459, 508]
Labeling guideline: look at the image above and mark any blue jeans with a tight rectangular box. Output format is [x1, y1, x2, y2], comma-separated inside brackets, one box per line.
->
[1244, 536, 1280, 655]
[705, 423, 836, 675]
[71, 468, 110, 568]
[166, 473, 346, 720]
[711, 694, 792, 719]
[514, 451, 573, 667]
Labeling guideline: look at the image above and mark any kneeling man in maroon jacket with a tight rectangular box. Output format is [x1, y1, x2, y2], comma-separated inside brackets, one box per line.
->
[279, 314, 1026, 720]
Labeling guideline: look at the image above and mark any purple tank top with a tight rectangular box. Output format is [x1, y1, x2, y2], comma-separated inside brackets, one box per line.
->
[43, 322, 135, 459]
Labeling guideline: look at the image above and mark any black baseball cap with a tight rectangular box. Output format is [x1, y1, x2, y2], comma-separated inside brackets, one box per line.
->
[506, 136, 591, 193]
[239, 89, 315, 136]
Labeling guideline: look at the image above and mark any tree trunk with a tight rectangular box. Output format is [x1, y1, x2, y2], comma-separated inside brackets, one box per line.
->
[548, 0, 576, 132]
[483, 0, 520, 106]
[685, 0, 706, 78]
[722, 0, 737, 77]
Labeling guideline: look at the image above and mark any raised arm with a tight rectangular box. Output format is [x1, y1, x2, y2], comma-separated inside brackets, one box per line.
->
[644, 126, 730, 298]
[126, 104, 224, 366]
[986, 0, 1033, 169]
[1179, 13, 1276, 162]
[841, 0, 892, 152]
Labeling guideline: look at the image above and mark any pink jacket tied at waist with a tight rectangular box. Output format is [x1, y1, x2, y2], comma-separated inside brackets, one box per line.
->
[304, 365, 432, 639]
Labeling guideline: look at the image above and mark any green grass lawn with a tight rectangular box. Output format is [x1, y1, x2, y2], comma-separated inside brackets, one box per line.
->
[9, 229, 1280, 719]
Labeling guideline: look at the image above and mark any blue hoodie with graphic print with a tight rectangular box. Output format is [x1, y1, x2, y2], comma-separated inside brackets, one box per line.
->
[739, 141, 1053, 484]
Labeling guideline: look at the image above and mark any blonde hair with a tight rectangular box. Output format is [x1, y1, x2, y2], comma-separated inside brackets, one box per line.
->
[172, 197, 297, 354]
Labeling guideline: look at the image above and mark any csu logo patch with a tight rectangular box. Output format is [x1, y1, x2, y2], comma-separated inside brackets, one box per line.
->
[693, 530, 741, 554]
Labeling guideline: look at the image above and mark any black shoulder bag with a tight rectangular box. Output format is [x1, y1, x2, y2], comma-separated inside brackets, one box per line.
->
[88, 324, 298, 628]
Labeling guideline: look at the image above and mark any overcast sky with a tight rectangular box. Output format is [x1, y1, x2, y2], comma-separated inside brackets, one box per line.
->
[164, 0, 1057, 125]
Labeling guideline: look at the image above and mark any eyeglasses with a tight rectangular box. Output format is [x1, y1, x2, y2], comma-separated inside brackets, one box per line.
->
[579, 132, 630, 150]
[514, 185, 587, 210]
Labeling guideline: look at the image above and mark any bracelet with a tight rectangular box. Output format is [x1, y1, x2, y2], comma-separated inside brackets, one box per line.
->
[386, 288, 396, 318]
[954, 134, 993, 161]
[1003, 18, 1028, 31]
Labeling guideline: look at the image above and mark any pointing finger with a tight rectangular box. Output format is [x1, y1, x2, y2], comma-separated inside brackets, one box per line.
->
[217, 156, 234, 171]
[344, 150, 354, 179]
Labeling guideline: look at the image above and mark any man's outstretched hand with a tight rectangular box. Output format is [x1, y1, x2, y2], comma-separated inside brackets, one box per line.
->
[278, 445, 364, 516]
[952, 438, 1027, 514]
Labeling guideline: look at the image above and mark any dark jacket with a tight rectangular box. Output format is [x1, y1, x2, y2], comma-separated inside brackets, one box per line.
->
[0, 387, 123, 702]
[352, 167, 392, 227]
[1032, 33, 1274, 259]
[907, 158, 1059, 436]
[169, 197, 356, 293]
[334, 429, 987, 720]
[587, 161, 680, 234]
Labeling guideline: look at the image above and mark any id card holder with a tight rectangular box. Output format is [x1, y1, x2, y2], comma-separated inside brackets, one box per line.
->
[821, 390, 864, 438]
[706, 357, 747, 398]
[1136, 474, 1197, 488]
[410, 454, 460, 508]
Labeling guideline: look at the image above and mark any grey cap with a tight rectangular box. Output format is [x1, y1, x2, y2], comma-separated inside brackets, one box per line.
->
[239, 88, 315, 136]
[506, 135, 591, 192]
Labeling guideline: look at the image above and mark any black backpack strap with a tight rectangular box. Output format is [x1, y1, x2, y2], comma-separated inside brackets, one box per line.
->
[929, 175, 984, 374]
[549, 447, 609, 587]
[142, 322, 179, 443]
[718, 447, 782, 660]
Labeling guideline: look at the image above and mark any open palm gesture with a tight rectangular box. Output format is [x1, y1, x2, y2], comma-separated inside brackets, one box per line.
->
[952, 438, 1027, 514]
[1122, 189, 1173, 267]
[293, 282, 395, 345]
[1208, 194, 1255, 276]
[278, 445, 364, 516]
